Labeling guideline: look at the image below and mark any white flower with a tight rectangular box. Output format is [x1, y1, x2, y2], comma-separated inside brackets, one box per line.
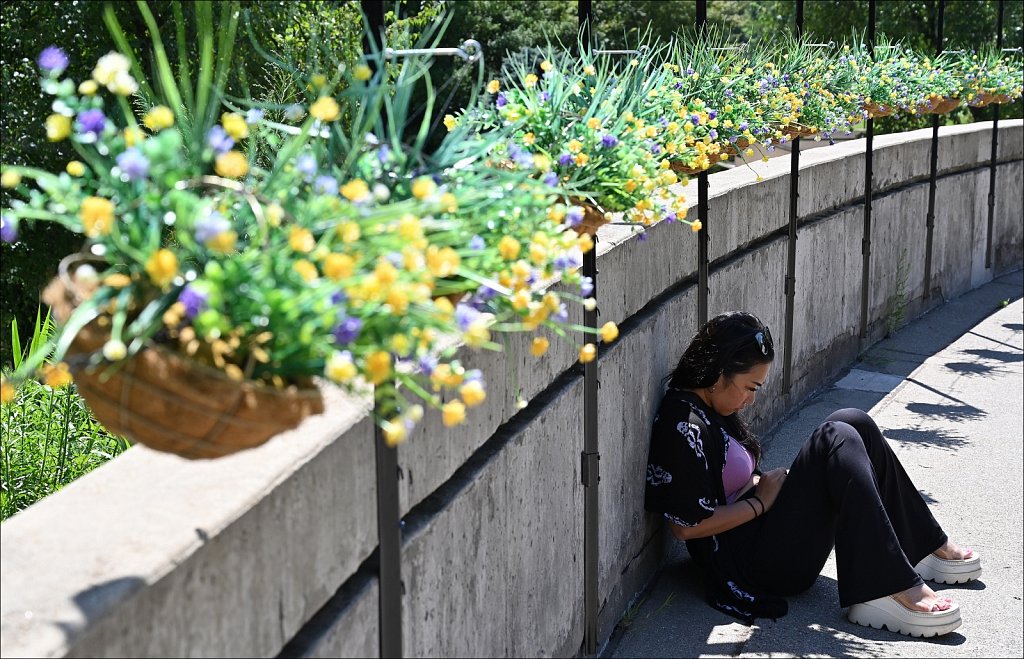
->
[92, 52, 131, 87]
[372, 183, 391, 202]
[108, 70, 138, 96]
[102, 340, 128, 362]
[583, 297, 597, 311]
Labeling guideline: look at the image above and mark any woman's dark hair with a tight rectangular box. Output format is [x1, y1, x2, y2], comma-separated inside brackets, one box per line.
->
[664, 310, 775, 464]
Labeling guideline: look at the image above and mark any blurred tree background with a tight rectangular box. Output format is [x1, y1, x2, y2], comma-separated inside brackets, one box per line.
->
[2, 0, 1020, 365]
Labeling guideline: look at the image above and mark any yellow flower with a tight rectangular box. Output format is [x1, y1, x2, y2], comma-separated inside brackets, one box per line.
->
[145, 249, 179, 288]
[40, 362, 73, 388]
[123, 127, 143, 147]
[464, 319, 491, 348]
[443, 114, 457, 131]
[221, 112, 249, 139]
[1, 171, 20, 188]
[102, 340, 128, 362]
[207, 230, 237, 253]
[143, 105, 175, 131]
[530, 336, 550, 357]
[66, 160, 86, 177]
[366, 350, 392, 384]
[289, 227, 316, 253]
[310, 97, 341, 122]
[459, 380, 487, 407]
[442, 399, 466, 427]
[577, 233, 594, 253]
[567, 139, 583, 154]
[437, 192, 458, 212]
[78, 79, 98, 96]
[523, 132, 535, 145]
[524, 73, 539, 87]
[293, 259, 318, 282]
[382, 419, 407, 446]
[265, 203, 284, 227]
[600, 321, 619, 343]
[587, 117, 601, 130]
[426, 245, 460, 277]
[411, 176, 436, 200]
[340, 179, 370, 202]
[336, 221, 361, 243]
[46, 114, 72, 141]
[80, 196, 115, 237]
[353, 63, 373, 81]
[324, 253, 355, 280]
[583, 64, 596, 76]
[487, 79, 500, 94]
[325, 351, 357, 382]
[540, 60, 553, 72]
[579, 343, 597, 364]
[1, 378, 16, 404]
[498, 235, 521, 260]
[575, 153, 589, 167]
[214, 151, 249, 179]
[690, 219, 703, 232]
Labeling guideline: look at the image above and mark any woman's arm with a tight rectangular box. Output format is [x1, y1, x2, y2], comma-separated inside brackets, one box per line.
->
[669, 498, 760, 541]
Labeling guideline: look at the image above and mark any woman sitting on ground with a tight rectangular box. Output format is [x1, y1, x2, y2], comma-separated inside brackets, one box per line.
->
[644, 311, 981, 637]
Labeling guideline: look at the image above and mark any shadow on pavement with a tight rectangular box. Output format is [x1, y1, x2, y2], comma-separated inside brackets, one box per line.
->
[884, 427, 969, 452]
[904, 402, 986, 422]
[960, 347, 1024, 363]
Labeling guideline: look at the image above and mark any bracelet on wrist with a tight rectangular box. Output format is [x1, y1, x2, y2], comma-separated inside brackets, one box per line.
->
[751, 495, 765, 515]
[744, 499, 759, 518]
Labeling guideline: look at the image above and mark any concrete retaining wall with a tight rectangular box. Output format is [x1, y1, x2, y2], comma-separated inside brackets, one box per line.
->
[2, 121, 1021, 658]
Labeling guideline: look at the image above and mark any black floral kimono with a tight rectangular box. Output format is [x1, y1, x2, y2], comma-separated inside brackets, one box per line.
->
[645, 387, 788, 623]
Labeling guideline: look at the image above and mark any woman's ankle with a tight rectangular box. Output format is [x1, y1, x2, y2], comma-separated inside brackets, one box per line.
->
[892, 583, 953, 612]
[933, 540, 973, 561]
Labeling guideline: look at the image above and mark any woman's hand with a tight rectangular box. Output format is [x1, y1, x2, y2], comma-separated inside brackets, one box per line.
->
[754, 467, 788, 511]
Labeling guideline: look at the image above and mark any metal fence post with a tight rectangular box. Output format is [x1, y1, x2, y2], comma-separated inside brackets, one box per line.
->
[924, 0, 945, 300]
[859, 0, 876, 339]
[985, 0, 1005, 269]
[782, 0, 803, 393]
[696, 0, 709, 327]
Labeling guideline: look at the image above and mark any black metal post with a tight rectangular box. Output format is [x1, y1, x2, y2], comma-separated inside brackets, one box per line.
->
[362, 3, 402, 657]
[577, 4, 599, 657]
[696, 0, 709, 327]
[782, 0, 803, 392]
[859, 0, 876, 339]
[985, 0, 1005, 269]
[924, 0, 945, 300]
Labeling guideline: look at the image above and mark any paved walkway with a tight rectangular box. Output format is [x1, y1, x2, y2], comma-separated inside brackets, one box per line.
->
[604, 270, 1024, 658]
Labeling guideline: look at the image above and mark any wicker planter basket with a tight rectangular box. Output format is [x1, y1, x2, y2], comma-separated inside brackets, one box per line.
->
[669, 160, 706, 175]
[969, 91, 1013, 107]
[779, 122, 819, 138]
[862, 102, 895, 118]
[918, 96, 961, 115]
[562, 199, 610, 236]
[44, 259, 324, 460]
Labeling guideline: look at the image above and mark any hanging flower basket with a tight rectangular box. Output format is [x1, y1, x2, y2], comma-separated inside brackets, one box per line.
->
[669, 160, 706, 175]
[43, 258, 324, 460]
[969, 91, 1013, 107]
[778, 122, 819, 138]
[918, 96, 961, 115]
[567, 200, 611, 236]
[862, 102, 895, 118]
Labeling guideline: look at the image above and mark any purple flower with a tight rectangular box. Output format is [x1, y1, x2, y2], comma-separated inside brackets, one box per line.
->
[638, 231, 649, 242]
[333, 315, 363, 344]
[650, 143, 662, 155]
[194, 210, 231, 243]
[0, 214, 17, 243]
[296, 153, 317, 179]
[691, 114, 701, 125]
[558, 153, 573, 167]
[708, 110, 718, 120]
[468, 235, 486, 251]
[38, 46, 69, 75]
[664, 211, 677, 223]
[566, 206, 584, 228]
[455, 303, 481, 331]
[580, 276, 594, 297]
[673, 81, 684, 90]
[76, 109, 106, 136]
[543, 171, 559, 187]
[245, 108, 265, 124]
[313, 175, 338, 196]
[496, 93, 507, 108]
[177, 285, 209, 320]
[464, 369, 483, 383]
[600, 134, 619, 148]
[474, 284, 499, 302]
[115, 148, 149, 182]
[377, 144, 391, 164]
[708, 129, 718, 140]
[540, 91, 551, 103]
[724, 89, 734, 98]
[207, 126, 234, 154]
[418, 354, 438, 375]
[553, 303, 568, 323]
[739, 121, 749, 131]
[330, 291, 348, 305]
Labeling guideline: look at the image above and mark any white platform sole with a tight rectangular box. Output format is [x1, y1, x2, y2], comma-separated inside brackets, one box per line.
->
[915, 552, 983, 584]
[848, 595, 962, 638]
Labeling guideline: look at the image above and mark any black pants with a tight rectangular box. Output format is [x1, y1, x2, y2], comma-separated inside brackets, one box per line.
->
[722, 408, 948, 607]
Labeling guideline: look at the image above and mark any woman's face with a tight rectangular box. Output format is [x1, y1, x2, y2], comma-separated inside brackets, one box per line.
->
[709, 361, 772, 416]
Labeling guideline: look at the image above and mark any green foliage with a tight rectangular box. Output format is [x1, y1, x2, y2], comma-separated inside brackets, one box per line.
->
[1, 313, 130, 522]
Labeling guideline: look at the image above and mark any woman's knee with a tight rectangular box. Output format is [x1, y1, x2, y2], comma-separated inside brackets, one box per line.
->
[824, 408, 883, 444]
[809, 420, 867, 455]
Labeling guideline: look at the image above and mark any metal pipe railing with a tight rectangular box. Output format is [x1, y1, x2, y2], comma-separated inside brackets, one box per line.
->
[859, 0, 877, 339]
[924, 0, 945, 300]
[782, 0, 804, 393]
[986, 0, 1007, 269]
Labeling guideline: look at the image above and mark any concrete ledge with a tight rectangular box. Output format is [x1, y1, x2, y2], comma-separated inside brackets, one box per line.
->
[2, 121, 1021, 658]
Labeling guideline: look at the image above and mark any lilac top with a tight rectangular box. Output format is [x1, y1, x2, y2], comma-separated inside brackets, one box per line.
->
[723, 438, 755, 503]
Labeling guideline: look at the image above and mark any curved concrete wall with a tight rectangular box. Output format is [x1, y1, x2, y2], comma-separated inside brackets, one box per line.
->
[2, 120, 1021, 658]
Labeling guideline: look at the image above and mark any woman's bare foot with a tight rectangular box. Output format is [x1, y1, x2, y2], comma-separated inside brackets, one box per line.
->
[892, 583, 953, 612]
[933, 540, 973, 561]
